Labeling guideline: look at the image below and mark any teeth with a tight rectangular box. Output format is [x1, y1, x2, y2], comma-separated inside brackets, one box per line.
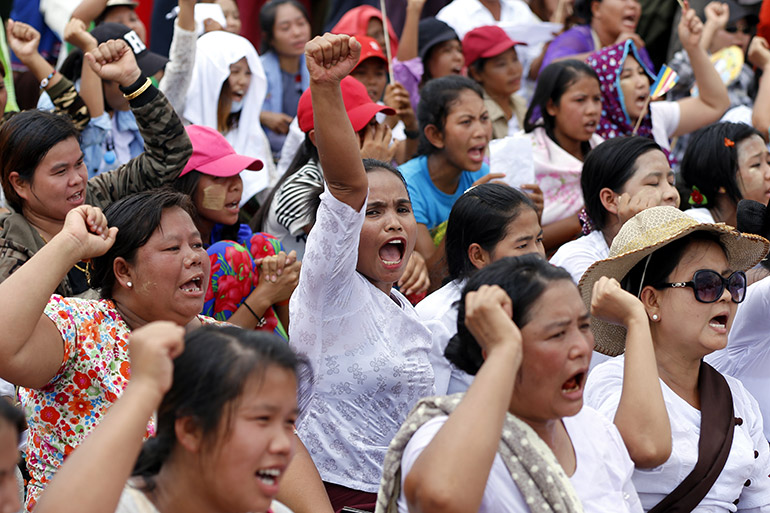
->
[382, 259, 401, 265]
[389, 240, 403, 246]
[258, 468, 281, 477]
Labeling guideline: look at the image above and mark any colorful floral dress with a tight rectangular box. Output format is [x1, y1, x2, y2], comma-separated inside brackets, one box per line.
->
[20, 295, 215, 511]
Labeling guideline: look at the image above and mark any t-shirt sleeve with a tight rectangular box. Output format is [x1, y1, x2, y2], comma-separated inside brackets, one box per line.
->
[650, 101, 681, 139]
[733, 383, 770, 511]
[42, 295, 80, 384]
[549, 237, 604, 285]
[584, 359, 624, 421]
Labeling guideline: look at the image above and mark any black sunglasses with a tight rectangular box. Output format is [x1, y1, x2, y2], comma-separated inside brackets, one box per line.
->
[653, 270, 747, 304]
[725, 26, 753, 35]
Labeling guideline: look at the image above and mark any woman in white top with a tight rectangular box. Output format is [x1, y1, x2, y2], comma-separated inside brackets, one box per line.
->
[580, 206, 770, 511]
[288, 34, 435, 511]
[416, 182, 544, 395]
[377, 255, 650, 513]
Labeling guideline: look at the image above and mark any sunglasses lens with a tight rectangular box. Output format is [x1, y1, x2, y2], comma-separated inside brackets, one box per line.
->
[727, 272, 747, 303]
[694, 271, 723, 303]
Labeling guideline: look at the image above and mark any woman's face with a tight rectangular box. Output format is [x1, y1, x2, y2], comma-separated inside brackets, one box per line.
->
[710, 18, 753, 54]
[103, 6, 147, 42]
[124, 207, 210, 326]
[435, 89, 491, 171]
[228, 58, 252, 106]
[652, 240, 736, 358]
[592, 0, 641, 38]
[218, 0, 242, 35]
[509, 280, 593, 423]
[472, 47, 523, 98]
[351, 58, 388, 102]
[548, 75, 602, 146]
[193, 174, 244, 227]
[619, 56, 650, 121]
[487, 207, 545, 263]
[13, 136, 87, 221]
[618, 150, 680, 208]
[736, 134, 770, 204]
[425, 39, 464, 79]
[0, 421, 20, 513]
[197, 366, 298, 513]
[366, 17, 387, 51]
[357, 170, 418, 294]
[270, 3, 311, 58]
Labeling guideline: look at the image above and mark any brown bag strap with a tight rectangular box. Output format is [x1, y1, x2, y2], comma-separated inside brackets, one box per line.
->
[648, 361, 735, 513]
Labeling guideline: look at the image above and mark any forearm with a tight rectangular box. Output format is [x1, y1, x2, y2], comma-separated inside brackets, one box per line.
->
[47, 76, 91, 131]
[686, 44, 729, 111]
[19, 52, 62, 90]
[158, 20, 196, 112]
[275, 436, 334, 513]
[227, 293, 273, 330]
[79, 58, 105, 119]
[397, 3, 423, 61]
[753, 68, 770, 141]
[542, 214, 581, 253]
[70, 0, 108, 26]
[699, 22, 720, 52]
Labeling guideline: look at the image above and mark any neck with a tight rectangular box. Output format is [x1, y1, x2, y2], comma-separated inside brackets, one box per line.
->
[427, 152, 465, 194]
[591, 21, 616, 48]
[601, 216, 621, 248]
[489, 91, 513, 119]
[112, 294, 201, 333]
[22, 205, 65, 243]
[197, 218, 215, 247]
[520, 416, 576, 476]
[480, 0, 502, 20]
[149, 453, 222, 513]
[278, 54, 301, 74]
[652, 334, 702, 408]
[553, 132, 585, 161]
[709, 194, 738, 227]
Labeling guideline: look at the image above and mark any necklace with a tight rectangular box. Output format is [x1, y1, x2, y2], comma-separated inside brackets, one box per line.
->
[37, 230, 91, 285]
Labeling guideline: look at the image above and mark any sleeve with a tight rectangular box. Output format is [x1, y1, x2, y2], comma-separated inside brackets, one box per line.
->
[399, 416, 448, 487]
[158, 20, 197, 114]
[735, 384, 770, 511]
[583, 359, 625, 421]
[541, 28, 593, 70]
[549, 238, 601, 284]
[274, 164, 324, 236]
[723, 277, 770, 366]
[650, 101, 681, 139]
[594, 409, 644, 513]
[86, 88, 193, 209]
[79, 114, 111, 177]
[42, 295, 80, 384]
[46, 77, 90, 132]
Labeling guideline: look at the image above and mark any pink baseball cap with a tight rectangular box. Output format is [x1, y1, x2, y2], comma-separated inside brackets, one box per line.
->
[297, 76, 395, 133]
[181, 125, 264, 177]
[462, 25, 526, 68]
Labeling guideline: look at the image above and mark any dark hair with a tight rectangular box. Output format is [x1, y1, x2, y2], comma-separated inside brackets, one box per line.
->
[172, 171, 242, 243]
[581, 136, 663, 231]
[133, 326, 311, 486]
[680, 122, 763, 209]
[445, 184, 536, 281]
[737, 199, 770, 270]
[574, 0, 596, 23]
[90, 189, 197, 298]
[0, 399, 26, 444]
[445, 255, 571, 374]
[417, 76, 484, 156]
[524, 60, 599, 160]
[362, 157, 408, 190]
[0, 110, 79, 212]
[259, 0, 310, 54]
[621, 231, 726, 296]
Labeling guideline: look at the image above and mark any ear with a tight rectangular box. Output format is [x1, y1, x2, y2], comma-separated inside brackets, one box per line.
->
[8, 171, 30, 202]
[308, 129, 316, 147]
[599, 187, 620, 215]
[174, 416, 204, 454]
[545, 98, 558, 117]
[423, 124, 445, 150]
[112, 257, 133, 290]
[591, 0, 602, 20]
[639, 286, 661, 321]
[468, 243, 491, 270]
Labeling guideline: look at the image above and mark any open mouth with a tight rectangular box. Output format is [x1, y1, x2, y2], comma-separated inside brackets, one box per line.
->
[68, 190, 84, 203]
[622, 13, 638, 29]
[584, 119, 597, 131]
[561, 371, 586, 395]
[180, 276, 203, 293]
[468, 145, 486, 163]
[225, 199, 240, 212]
[709, 313, 728, 331]
[379, 238, 406, 267]
[232, 90, 245, 101]
[256, 467, 282, 486]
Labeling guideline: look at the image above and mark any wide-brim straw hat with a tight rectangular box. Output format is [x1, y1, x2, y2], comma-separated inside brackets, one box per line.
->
[578, 206, 769, 356]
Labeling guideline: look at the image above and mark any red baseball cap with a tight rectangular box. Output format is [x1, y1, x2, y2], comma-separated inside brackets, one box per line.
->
[297, 76, 395, 133]
[462, 25, 525, 68]
[353, 35, 388, 70]
[181, 125, 263, 177]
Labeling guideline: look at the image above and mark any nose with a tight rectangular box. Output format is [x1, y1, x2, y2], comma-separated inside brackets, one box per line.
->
[184, 245, 203, 267]
[270, 426, 295, 456]
[570, 329, 594, 360]
[663, 182, 680, 205]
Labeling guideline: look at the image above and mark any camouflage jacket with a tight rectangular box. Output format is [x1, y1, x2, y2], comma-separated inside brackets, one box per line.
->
[0, 85, 192, 297]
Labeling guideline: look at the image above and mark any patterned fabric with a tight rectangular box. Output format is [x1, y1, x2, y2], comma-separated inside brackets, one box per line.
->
[20, 295, 215, 510]
[46, 77, 90, 132]
[586, 40, 656, 141]
[204, 232, 288, 340]
[375, 393, 584, 513]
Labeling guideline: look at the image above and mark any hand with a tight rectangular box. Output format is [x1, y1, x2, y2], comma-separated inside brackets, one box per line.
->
[397, 251, 430, 296]
[519, 184, 544, 221]
[406, 0, 427, 12]
[704, 1, 729, 29]
[127, 321, 185, 400]
[360, 122, 397, 162]
[551, 0, 574, 24]
[305, 33, 361, 85]
[261, 111, 293, 134]
[203, 18, 224, 33]
[254, 251, 301, 304]
[384, 83, 417, 129]
[464, 285, 523, 360]
[679, 7, 704, 51]
[614, 31, 645, 48]
[748, 36, 770, 70]
[616, 189, 662, 225]
[590, 276, 646, 327]
[59, 205, 119, 261]
[471, 172, 506, 187]
[64, 18, 97, 52]
[85, 39, 142, 88]
[6, 20, 41, 62]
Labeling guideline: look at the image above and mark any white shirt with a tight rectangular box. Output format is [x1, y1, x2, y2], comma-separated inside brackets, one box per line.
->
[586, 356, 770, 512]
[550, 230, 609, 285]
[397, 407, 642, 512]
[289, 190, 435, 492]
[708, 275, 770, 441]
[650, 101, 681, 152]
[686, 207, 716, 224]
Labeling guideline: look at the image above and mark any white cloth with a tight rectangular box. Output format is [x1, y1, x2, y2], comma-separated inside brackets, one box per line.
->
[586, 356, 770, 512]
[116, 482, 294, 512]
[685, 207, 716, 224]
[183, 31, 274, 202]
[276, 117, 304, 179]
[0, 378, 13, 398]
[289, 190, 435, 492]
[550, 230, 609, 285]
[708, 276, 770, 441]
[650, 101, 681, 152]
[396, 406, 642, 513]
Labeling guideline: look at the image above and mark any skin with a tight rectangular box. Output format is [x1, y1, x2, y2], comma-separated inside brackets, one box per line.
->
[736, 134, 770, 204]
[192, 174, 243, 242]
[366, 17, 387, 51]
[425, 39, 464, 80]
[271, 4, 312, 60]
[470, 47, 523, 111]
[546, 75, 602, 161]
[619, 55, 650, 122]
[351, 57, 388, 102]
[0, 75, 7, 114]
[103, 6, 147, 43]
[228, 57, 252, 105]
[591, 0, 641, 44]
[709, 17, 753, 54]
[469, 207, 545, 270]
[0, 421, 20, 513]
[217, 0, 242, 35]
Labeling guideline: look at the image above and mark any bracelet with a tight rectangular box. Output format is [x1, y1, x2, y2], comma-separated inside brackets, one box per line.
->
[403, 129, 420, 139]
[243, 302, 267, 328]
[122, 77, 152, 100]
[39, 72, 54, 89]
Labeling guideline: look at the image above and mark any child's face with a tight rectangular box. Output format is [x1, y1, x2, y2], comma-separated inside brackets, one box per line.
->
[193, 174, 244, 227]
[548, 75, 602, 146]
[271, 3, 311, 58]
[217, 0, 242, 35]
[0, 420, 21, 513]
[351, 58, 388, 102]
[736, 134, 770, 204]
[471, 47, 523, 98]
[228, 57, 252, 105]
[425, 39, 464, 79]
[435, 89, 491, 171]
[103, 6, 147, 42]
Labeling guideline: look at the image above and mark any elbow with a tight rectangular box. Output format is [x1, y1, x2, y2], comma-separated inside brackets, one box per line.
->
[404, 472, 465, 513]
[753, 113, 770, 142]
[627, 435, 672, 469]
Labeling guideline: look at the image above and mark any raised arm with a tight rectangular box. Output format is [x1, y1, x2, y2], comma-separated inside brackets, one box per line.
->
[158, 0, 197, 113]
[397, 0, 426, 62]
[673, 7, 730, 138]
[749, 37, 770, 141]
[0, 206, 117, 389]
[699, 2, 729, 52]
[64, 18, 104, 120]
[305, 33, 368, 211]
[34, 322, 184, 513]
[70, 0, 109, 28]
[591, 277, 671, 467]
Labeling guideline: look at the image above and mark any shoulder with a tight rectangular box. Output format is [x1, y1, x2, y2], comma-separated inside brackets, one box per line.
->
[399, 156, 427, 177]
[416, 279, 463, 321]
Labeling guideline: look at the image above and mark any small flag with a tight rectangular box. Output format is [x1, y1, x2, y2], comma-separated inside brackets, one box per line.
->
[650, 65, 679, 99]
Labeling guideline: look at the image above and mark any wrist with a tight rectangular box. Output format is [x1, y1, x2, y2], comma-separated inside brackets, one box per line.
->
[124, 378, 165, 408]
[118, 68, 143, 89]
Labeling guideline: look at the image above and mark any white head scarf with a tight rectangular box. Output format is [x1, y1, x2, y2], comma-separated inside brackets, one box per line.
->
[184, 31, 275, 203]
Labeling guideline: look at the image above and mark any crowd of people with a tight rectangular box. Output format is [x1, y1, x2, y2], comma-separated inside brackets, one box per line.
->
[2, 0, 770, 512]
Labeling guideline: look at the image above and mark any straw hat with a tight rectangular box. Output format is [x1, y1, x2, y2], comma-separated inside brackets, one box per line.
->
[578, 206, 769, 356]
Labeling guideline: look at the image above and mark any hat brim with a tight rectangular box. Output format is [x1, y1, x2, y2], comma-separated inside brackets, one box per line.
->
[578, 222, 769, 356]
[419, 32, 459, 60]
[189, 152, 264, 177]
[136, 51, 169, 79]
[348, 103, 396, 132]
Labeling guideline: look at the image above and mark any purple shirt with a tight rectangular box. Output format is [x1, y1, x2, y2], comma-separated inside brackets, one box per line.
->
[541, 25, 654, 72]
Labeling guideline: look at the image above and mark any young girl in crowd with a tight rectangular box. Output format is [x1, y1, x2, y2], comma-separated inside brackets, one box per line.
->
[184, 30, 275, 203]
[581, 206, 770, 511]
[173, 125, 300, 337]
[681, 122, 770, 228]
[331, 5, 399, 57]
[33, 323, 303, 513]
[377, 255, 656, 512]
[586, 7, 729, 152]
[287, 33, 435, 511]
[0, 400, 24, 513]
[463, 25, 527, 138]
[551, 136, 680, 284]
[417, 183, 544, 395]
[523, 59, 603, 251]
[259, 0, 312, 157]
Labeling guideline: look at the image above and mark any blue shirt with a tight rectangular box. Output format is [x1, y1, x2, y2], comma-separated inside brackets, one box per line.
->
[399, 155, 489, 230]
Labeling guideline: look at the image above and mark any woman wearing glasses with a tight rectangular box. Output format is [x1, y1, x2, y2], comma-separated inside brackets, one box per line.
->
[579, 206, 770, 511]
